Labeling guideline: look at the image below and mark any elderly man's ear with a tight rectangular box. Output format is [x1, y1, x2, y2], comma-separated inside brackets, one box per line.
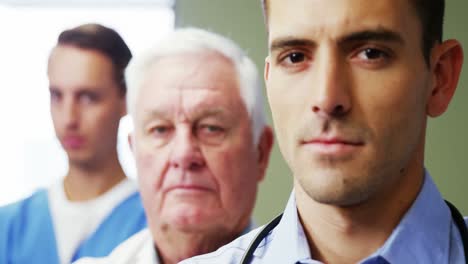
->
[256, 126, 274, 181]
[128, 133, 134, 154]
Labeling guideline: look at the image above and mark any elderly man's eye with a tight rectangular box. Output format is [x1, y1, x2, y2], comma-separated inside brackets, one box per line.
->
[196, 124, 226, 145]
[200, 125, 223, 134]
[150, 126, 172, 137]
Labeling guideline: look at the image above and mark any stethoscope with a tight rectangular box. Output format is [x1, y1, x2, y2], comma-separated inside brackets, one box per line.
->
[240, 200, 468, 264]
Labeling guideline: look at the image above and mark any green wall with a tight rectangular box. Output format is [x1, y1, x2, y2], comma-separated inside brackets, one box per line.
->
[427, 0, 468, 213]
[175, 0, 468, 224]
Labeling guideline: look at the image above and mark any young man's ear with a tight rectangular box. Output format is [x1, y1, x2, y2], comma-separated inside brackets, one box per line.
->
[256, 126, 274, 181]
[427, 39, 464, 117]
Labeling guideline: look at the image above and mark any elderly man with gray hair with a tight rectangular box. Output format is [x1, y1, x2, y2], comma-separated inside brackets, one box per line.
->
[75, 27, 274, 264]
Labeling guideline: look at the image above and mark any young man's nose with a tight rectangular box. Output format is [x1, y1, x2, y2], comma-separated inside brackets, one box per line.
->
[63, 99, 80, 130]
[309, 49, 352, 118]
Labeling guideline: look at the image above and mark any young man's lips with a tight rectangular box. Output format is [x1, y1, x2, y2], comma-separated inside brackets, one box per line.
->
[301, 138, 364, 155]
[62, 136, 85, 149]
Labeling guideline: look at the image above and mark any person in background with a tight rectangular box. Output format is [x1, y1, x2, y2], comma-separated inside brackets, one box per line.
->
[182, 0, 466, 263]
[0, 23, 146, 264]
[74, 27, 274, 264]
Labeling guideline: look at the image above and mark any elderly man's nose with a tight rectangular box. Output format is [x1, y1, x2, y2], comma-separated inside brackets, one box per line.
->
[170, 131, 205, 170]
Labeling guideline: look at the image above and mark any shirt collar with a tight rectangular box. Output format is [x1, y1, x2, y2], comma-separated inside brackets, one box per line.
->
[364, 170, 452, 264]
[242, 219, 256, 235]
[263, 170, 452, 264]
[124, 229, 158, 264]
[262, 191, 313, 263]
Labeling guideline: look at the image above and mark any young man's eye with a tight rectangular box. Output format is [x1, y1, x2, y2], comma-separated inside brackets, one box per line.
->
[80, 94, 96, 103]
[357, 48, 389, 60]
[280, 51, 307, 65]
[50, 91, 61, 102]
[351, 47, 394, 69]
[287, 52, 306, 63]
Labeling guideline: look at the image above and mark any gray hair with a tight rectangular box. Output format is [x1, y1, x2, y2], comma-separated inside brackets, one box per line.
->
[125, 28, 267, 144]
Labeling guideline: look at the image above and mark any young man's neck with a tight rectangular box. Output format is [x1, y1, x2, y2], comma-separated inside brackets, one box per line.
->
[64, 155, 126, 202]
[296, 165, 424, 264]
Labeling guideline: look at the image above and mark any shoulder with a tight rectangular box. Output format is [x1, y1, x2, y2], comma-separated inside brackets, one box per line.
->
[0, 190, 51, 261]
[74, 229, 153, 264]
[104, 191, 147, 229]
[0, 189, 48, 228]
[118, 191, 144, 210]
[180, 225, 267, 264]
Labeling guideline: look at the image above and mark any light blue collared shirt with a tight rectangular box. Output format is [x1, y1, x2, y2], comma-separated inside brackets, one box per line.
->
[180, 171, 466, 264]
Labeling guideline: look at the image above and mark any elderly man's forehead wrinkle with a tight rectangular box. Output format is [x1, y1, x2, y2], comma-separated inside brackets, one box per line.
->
[175, 86, 187, 123]
[174, 56, 207, 91]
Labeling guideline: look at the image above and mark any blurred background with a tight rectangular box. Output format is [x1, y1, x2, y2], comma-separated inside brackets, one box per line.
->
[0, 0, 466, 225]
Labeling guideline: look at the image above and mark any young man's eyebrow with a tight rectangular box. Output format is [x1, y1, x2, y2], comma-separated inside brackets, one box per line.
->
[269, 37, 316, 53]
[49, 86, 59, 92]
[339, 28, 405, 45]
[269, 29, 404, 53]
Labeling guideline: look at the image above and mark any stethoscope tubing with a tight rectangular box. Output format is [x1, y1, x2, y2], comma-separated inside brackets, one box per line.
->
[241, 200, 468, 264]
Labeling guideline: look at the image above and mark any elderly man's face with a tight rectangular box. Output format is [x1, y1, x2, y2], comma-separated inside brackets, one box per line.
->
[132, 51, 263, 234]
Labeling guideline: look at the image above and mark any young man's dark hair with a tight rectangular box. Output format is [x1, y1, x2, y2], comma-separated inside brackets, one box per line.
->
[412, 0, 445, 65]
[260, 0, 445, 66]
[58, 23, 132, 95]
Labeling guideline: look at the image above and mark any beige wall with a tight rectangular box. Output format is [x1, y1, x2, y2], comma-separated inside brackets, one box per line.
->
[175, 0, 468, 224]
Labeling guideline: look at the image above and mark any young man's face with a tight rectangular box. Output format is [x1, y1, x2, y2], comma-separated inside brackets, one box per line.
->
[48, 45, 126, 166]
[132, 52, 266, 237]
[265, 0, 434, 206]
